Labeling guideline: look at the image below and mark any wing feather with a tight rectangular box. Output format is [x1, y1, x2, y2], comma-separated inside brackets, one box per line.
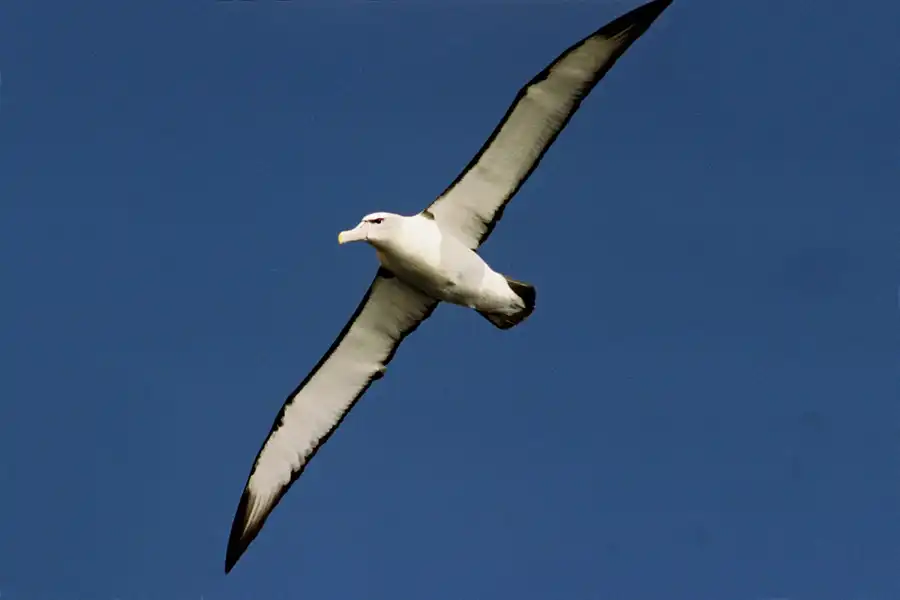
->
[426, 0, 673, 248]
[224, 268, 438, 573]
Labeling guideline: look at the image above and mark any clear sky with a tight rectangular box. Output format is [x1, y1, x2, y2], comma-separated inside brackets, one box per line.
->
[1, 0, 898, 599]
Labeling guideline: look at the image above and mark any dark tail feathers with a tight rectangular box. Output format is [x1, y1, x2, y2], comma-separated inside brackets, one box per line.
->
[477, 276, 536, 330]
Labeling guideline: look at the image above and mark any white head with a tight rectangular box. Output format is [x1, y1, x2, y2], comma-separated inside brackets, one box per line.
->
[337, 212, 403, 247]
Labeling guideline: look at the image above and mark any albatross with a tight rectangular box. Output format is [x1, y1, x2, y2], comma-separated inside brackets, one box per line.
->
[225, 0, 673, 573]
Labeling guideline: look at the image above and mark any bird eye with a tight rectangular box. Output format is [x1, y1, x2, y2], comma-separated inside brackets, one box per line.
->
[369, 218, 384, 225]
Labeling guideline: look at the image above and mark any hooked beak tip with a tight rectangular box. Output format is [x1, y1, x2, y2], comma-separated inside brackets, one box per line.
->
[338, 230, 358, 245]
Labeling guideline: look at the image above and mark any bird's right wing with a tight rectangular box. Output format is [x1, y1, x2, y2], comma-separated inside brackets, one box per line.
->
[424, 0, 673, 249]
[225, 268, 438, 573]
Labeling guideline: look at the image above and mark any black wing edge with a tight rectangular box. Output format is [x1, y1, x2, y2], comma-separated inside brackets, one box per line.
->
[224, 267, 437, 574]
[428, 0, 674, 247]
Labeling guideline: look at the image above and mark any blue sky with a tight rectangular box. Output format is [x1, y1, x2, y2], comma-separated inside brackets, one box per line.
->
[1, 0, 899, 598]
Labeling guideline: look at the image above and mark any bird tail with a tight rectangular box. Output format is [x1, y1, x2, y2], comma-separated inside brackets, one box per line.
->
[477, 276, 536, 330]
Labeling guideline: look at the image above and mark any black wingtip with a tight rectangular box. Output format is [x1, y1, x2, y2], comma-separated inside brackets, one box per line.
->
[224, 554, 238, 575]
[635, 0, 675, 17]
[224, 544, 240, 574]
[608, 0, 674, 36]
[224, 489, 255, 574]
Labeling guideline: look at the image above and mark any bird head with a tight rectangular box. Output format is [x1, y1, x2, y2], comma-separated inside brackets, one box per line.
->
[338, 212, 401, 246]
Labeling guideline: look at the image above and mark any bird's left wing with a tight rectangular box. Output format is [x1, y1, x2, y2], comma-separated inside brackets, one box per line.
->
[225, 268, 438, 573]
[425, 0, 673, 249]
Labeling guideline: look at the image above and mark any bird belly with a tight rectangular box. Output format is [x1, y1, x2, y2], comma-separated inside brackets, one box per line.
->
[377, 246, 514, 312]
[373, 217, 518, 312]
[378, 250, 472, 305]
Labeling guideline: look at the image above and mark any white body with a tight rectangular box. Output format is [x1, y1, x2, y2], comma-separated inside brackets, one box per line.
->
[359, 213, 524, 316]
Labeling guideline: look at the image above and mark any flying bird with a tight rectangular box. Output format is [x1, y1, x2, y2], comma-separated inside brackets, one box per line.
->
[225, 0, 674, 573]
